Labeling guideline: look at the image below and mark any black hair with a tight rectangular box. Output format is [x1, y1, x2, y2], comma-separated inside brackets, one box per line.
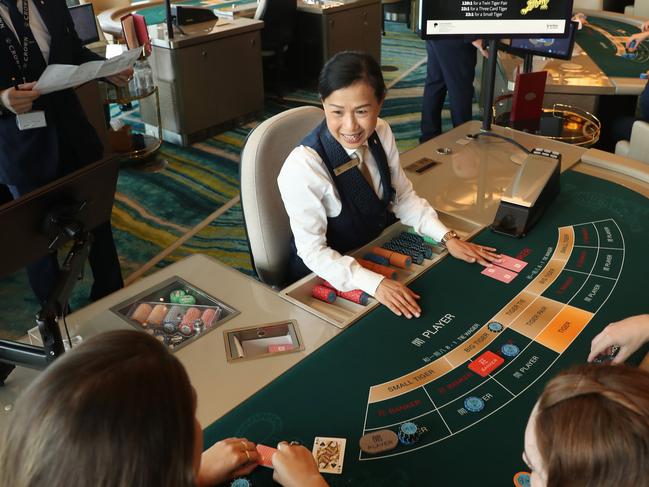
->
[318, 51, 386, 102]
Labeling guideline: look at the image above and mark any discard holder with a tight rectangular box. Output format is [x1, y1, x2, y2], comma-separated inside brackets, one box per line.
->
[171, 5, 217, 26]
[491, 154, 560, 238]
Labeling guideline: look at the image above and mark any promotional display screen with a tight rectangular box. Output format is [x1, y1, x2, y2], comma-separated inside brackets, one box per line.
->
[421, 0, 574, 38]
[509, 21, 577, 60]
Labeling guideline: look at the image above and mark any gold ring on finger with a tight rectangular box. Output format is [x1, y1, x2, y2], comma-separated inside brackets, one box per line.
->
[245, 450, 251, 461]
[241, 441, 247, 449]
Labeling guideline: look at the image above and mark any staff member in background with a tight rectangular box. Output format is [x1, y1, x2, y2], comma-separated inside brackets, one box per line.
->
[279, 52, 500, 319]
[420, 38, 488, 143]
[0, 0, 130, 303]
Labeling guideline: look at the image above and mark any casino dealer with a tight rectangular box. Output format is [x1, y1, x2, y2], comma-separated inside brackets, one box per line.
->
[278, 52, 501, 319]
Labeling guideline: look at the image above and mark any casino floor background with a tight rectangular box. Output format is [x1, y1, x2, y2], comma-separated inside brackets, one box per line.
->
[0, 21, 483, 339]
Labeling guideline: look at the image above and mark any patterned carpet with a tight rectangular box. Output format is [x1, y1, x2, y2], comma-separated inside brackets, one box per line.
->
[0, 22, 482, 339]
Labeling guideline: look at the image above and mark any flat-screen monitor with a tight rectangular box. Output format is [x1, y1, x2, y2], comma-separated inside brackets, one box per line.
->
[68, 3, 100, 45]
[420, 0, 574, 39]
[0, 156, 120, 277]
[509, 20, 578, 60]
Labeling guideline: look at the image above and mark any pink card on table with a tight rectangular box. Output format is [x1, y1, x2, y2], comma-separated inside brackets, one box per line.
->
[482, 265, 518, 284]
[256, 444, 277, 468]
[496, 254, 528, 272]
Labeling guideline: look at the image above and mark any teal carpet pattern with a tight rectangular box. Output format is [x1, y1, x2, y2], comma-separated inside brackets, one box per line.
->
[0, 22, 482, 339]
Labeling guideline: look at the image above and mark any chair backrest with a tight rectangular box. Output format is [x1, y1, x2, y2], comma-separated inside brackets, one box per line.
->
[628, 120, 649, 163]
[254, 0, 297, 52]
[572, 0, 603, 9]
[240, 106, 324, 287]
[633, 0, 649, 18]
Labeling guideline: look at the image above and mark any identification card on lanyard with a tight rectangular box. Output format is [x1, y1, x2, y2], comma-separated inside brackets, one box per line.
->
[0, 0, 47, 129]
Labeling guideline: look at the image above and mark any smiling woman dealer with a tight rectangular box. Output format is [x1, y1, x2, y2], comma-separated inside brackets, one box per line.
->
[278, 51, 501, 319]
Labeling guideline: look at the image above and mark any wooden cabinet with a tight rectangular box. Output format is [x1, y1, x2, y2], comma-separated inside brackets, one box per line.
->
[293, 0, 382, 83]
[141, 19, 264, 146]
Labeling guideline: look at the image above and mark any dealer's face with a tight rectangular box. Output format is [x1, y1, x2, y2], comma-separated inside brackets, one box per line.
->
[322, 80, 383, 150]
[523, 403, 548, 487]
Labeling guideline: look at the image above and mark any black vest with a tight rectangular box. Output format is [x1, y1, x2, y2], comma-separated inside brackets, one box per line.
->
[287, 121, 397, 282]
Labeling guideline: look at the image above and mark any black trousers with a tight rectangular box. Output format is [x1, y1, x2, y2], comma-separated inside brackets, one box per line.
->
[421, 39, 477, 142]
[7, 129, 123, 305]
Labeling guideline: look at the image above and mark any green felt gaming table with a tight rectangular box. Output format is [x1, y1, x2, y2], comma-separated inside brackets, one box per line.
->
[576, 15, 649, 79]
[204, 170, 649, 486]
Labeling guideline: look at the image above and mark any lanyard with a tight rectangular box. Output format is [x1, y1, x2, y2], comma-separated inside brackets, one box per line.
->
[0, 0, 31, 80]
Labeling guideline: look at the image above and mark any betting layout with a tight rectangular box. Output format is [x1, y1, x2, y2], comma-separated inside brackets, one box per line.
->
[358, 219, 624, 460]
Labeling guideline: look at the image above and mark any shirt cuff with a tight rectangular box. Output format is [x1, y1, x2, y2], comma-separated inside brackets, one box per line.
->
[0, 90, 11, 116]
[420, 219, 451, 243]
[351, 265, 385, 296]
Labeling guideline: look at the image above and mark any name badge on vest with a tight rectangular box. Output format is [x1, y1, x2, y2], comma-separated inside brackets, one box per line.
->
[333, 157, 360, 176]
[16, 111, 47, 130]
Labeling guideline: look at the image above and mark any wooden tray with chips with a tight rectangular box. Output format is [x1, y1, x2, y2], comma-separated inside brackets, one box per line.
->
[279, 211, 482, 328]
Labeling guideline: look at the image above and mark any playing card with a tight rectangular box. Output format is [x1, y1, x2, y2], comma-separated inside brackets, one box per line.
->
[256, 444, 277, 468]
[496, 254, 528, 272]
[312, 437, 346, 474]
[482, 265, 517, 284]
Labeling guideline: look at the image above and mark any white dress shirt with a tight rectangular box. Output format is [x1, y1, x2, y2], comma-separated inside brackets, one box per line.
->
[0, 0, 51, 64]
[278, 118, 450, 296]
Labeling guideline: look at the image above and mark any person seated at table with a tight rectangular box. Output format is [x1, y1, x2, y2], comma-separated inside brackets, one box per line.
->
[604, 72, 649, 150]
[588, 314, 649, 365]
[278, 51, 500, 319]
[523, 364, 649, 487]
[0, 330, 328, 487]
[626, 20, 649, 52]
[571, 12, 588, 28]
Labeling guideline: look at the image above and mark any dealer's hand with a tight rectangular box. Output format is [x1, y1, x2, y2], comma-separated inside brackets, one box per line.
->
[374, 278, 421, 319]
[0, 82, 40, 114]
[642, 20, 649, 33]
[445, 238, 501, 267]
[272, 442, 328, 487]
[588, 314, 649, 364]
[196, 437, 259, 487]
[104, 67, 134, 87]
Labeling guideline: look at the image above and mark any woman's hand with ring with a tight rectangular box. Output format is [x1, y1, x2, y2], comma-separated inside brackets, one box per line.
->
[196, 437, 259, 487]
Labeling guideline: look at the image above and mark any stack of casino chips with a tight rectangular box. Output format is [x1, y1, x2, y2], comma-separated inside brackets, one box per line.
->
[357, 258, 398, 280]
[323, 281, 370, 305]
[397, 422, 420, 445]
[312, 283, 371, 305]
[311, 284, 337, 303]
[369, 247, 411, 269]
[380, 231, 444, 264]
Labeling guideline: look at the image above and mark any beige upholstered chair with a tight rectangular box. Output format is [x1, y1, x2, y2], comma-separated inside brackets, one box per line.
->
[240, 106, 324, 287]
[572, 0, 604, 10]
[615, 120, 649, 164]
[625, 0, 649, 18]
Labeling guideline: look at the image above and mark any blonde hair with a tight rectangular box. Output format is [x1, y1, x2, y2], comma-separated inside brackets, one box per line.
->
[536, 364, 649, 487]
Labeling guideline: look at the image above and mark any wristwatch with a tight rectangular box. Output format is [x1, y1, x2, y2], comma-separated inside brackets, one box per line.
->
[440, 230, 459, 247]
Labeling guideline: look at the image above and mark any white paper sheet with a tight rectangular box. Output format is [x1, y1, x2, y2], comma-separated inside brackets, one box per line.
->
[34, 48, 141, 95]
